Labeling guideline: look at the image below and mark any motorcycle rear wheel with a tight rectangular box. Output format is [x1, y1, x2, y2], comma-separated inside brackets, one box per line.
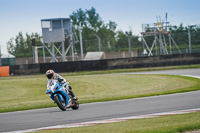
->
[54, 95, 66, 111]
[71, 101, 79, 110]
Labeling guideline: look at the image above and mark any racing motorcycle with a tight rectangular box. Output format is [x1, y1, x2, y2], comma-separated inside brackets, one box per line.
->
[46, 79, 79, 111]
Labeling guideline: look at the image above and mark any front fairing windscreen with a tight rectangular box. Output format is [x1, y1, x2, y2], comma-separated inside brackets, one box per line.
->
[47, 80, 57, 92]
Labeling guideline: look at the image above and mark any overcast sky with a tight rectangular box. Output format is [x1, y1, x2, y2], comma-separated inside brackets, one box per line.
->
[0, 0, 200, 54]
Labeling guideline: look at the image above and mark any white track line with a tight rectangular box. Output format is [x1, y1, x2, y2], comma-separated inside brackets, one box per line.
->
[181, 75, 200, 79]
[4, 108, 200, 133]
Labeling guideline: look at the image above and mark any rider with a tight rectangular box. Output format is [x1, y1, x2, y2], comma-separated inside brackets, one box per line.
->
[46, 69, 77, 107]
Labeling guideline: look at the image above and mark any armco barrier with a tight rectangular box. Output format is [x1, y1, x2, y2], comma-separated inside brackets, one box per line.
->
[0, 66, 10, 77]
[9, 53, 200, 75]
[39, 60, 108, 74]
[9, 64, 40, 75]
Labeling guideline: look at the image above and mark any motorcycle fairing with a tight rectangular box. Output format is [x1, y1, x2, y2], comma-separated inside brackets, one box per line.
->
[46, 80, 69, 107]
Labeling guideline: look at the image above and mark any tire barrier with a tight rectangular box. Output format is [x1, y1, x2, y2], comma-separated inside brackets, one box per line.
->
[0, 66, 9, 77]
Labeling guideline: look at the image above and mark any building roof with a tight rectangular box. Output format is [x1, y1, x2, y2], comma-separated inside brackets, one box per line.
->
[1, 54, 15, 58]
[41, 18, 70, 21]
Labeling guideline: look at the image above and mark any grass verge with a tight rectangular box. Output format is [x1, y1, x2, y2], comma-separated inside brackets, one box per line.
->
[0, 73, 200, 113]
[61, 64, 200, 76]
[35, 111, 200, 133]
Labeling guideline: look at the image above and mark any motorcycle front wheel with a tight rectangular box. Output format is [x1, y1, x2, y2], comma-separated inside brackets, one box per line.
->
[54, 95, 66, 111]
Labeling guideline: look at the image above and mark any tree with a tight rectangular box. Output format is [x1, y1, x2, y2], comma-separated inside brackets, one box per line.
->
[70, 8, 87, 27]
[7, 32, 42, 57]
[70, 7, 118, 52]
[108, 21, 117, 32]
[86, 7, 103, 31]
[7, 37, 15, 54]
[115, 30, 128, 51]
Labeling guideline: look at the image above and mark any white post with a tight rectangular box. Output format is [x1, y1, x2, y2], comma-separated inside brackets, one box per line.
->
[96, 34, 101, 52]
[43, 44, 46, 63]
[128, 35, 132, 57]
[32, 46, 35, 63]
[188, 28, 192, 53]
[78, 26, 84, 60]
[62, 41, 66, 61]
[35, 46, 38, 63]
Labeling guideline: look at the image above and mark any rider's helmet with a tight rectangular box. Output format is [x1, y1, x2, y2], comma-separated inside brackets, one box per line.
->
[46, 70, 55, 79]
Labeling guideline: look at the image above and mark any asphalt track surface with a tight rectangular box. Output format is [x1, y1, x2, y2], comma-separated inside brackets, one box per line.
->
[0, 69, 200, 132]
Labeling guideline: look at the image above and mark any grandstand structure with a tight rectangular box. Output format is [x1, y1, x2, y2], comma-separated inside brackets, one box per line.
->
[40, 18, 79, 63]
[140, 13, 181, 56]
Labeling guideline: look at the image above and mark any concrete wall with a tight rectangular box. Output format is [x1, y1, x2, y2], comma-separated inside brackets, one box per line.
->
[15, 51, 138, 65]
[10, 64, 40, 75]
[10, 53, 200, 75]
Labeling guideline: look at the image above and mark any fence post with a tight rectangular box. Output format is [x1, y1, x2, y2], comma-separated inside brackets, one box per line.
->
[128, 35, 132, 57]
[187, 28, 192, 53]
[126, 32, 132, 57]
[96, 34, 101, 52]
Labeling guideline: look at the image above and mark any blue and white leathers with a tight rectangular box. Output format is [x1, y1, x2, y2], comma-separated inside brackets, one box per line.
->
[46, 80, 69, 107]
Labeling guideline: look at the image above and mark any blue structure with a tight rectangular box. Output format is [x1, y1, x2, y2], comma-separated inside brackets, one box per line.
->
[41, 18, 72, 43]
[41, 18, 79, 62]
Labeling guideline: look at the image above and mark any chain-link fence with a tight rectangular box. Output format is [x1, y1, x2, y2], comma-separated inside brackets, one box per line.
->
[171, 31, 200, 54]
[74, 31, 200, 59]
[14, 30, 200, 64]
[73, 36, 143, 59]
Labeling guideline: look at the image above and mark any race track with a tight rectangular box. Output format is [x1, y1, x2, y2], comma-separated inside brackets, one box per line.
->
[1, 68, 200, 133]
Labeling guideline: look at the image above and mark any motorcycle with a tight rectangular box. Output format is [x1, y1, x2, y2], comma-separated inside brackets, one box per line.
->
[46, 79, 79, 111]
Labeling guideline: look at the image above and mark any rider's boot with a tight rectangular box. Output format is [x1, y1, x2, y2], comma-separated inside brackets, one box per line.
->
[64, 85, 77, 101]
[68, 86, 78, 100]
[66, 99, 72, 108]
[70, 91, 77, 100]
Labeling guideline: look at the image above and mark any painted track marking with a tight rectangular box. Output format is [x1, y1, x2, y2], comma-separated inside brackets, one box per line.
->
[4, 108, 200, 133]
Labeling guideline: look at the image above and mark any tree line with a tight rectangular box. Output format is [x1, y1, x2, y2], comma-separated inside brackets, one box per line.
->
[6, 7, 200, 57]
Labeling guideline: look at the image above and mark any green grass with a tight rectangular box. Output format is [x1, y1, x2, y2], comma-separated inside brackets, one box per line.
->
[1, 65, 200, 133]
[62, 64, 200, 76]
[0, 64, 200, 113]
[35, 111, 200, 133]
[0, 73, 200, 113]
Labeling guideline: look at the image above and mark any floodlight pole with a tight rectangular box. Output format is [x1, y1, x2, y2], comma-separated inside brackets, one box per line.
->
[34, 46, 38, 63]
[187, 28, 192, 53]
[96, 34, 101, 52]
[126, 32, 132, 57]
[31, 38, 36, 63]
[128, 35, 132, 57]
[43, 44, 46, 63]
[77, 25, 84, 60]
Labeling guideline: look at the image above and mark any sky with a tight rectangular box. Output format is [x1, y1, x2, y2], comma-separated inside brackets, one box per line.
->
[0, 0, 200, 54]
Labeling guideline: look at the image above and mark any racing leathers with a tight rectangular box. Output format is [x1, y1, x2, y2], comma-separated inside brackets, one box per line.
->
[47, 73, 76, 99]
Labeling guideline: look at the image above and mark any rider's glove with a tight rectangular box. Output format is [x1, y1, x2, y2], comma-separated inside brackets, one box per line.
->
[58, 78, 63, 83]
[58, 78, 66, 84]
